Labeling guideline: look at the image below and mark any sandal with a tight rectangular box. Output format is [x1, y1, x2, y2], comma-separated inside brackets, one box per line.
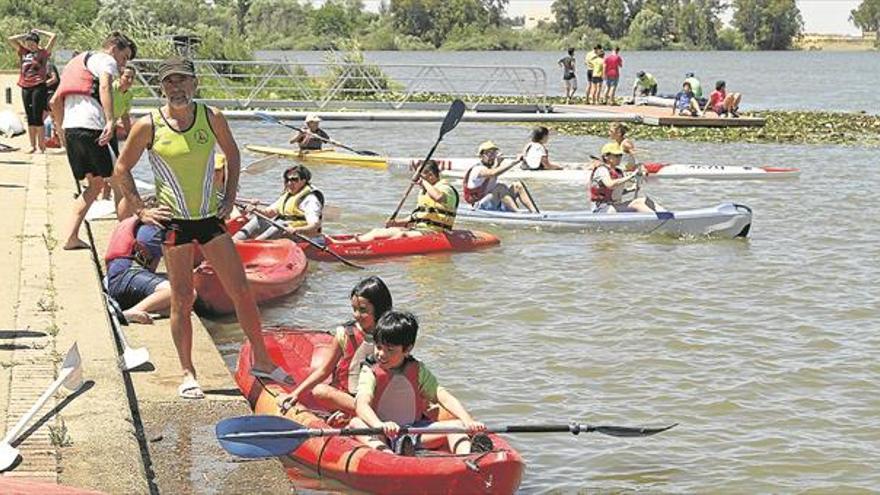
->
[178, 377, 205, 400]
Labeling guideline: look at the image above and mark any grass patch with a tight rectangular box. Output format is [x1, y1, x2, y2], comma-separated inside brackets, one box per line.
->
[49, 418, 72, 448]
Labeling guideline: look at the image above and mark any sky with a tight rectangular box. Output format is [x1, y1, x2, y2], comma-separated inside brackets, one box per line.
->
[355, 0, 865, 36]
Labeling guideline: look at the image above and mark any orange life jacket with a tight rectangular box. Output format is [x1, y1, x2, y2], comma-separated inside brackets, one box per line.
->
[589, 164, 623, 204]
[56, 52, 100, 101]
[462, 165, 493, 205]
[104, 216, 139, 264]
[370, 357, 428, 425]
[332, 323, 367, 394]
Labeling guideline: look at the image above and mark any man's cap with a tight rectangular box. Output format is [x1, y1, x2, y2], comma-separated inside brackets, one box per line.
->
[157, 57, 196, 81]
[478, 140, 500, 154]
[214, 154, 227, 170]
[135, 225, 164, 264]
[637, 71, 646, 78]
[601, 142, 624, 156]
[304, 113, 321, 123]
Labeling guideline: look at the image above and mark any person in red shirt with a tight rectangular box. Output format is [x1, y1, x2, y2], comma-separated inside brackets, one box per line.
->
[602, 47, 623, 105]
[6, 29, 57, 153]
[704, 80, 742, 118]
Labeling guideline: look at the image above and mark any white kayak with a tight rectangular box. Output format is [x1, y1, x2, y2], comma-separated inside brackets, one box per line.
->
[455, 202, 752, 239]
[388, 158, 799, 182]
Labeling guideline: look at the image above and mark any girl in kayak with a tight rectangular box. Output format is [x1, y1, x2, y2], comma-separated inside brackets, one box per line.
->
[590, 143, 663, 213]
[521, 126, 563, 170]
[608, 123, 637, 169]
[233, 164, 324, 240]
[348, 311, 491, 455]
[277, 276, 392, 416]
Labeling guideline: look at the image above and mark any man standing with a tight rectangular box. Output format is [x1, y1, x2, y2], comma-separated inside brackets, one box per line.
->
[50, 31, 135, 250]
[602, 47, 623, 105]
[557, 48, 577, 104]
[113, 57, 291, 399]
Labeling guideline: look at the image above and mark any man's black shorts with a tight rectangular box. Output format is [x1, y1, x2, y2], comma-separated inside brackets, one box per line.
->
[64, 128, 114, 180]
[163, 216, 227, 246]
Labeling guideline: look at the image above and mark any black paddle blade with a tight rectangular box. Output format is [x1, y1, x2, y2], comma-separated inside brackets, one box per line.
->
[216, 415, 308, 458]
[589, 423, 678, 438]
[439, 99, 466, 138]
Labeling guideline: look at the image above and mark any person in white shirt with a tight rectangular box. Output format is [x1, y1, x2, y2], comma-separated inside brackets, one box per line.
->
[462, 141, 537, 213]
[521, 126, 563, 171]
[234, 164, 324, 240]
[50, 31, 136, 250]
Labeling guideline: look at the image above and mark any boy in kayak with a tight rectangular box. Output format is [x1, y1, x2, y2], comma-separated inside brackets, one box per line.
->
[590, 143, 663, 213]
[277, 276, 393, 417]
[348, 311, 491, 455]
[463, 141, 537, 212]
[290, 113, 330, 151]
[341, 160, 458, 243]
[233, 164, 324, 240]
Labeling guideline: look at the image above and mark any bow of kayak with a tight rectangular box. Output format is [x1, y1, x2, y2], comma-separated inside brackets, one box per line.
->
[299, 230, 500, 261]
[235, 329, 525, 495]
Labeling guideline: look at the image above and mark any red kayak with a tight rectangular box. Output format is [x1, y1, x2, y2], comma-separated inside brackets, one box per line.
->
[298, 230, 500, 261]
[235, 328, 524, 494]
[194, 240, 307, 315]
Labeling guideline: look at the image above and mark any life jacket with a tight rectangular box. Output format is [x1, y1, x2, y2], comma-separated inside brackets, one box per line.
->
[410, 181, 458, 231]
[462, 164, 494, 205]
[104, 216, 139, 264]
[369, 356, 429, 426]
[332, 323, 371, 394]
[589, 164, 623, 204]
[56, 52, 100, 101]
[276, 185, 324, 232]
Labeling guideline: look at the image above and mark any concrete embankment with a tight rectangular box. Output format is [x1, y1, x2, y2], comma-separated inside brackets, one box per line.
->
[0, 74, 290, 493]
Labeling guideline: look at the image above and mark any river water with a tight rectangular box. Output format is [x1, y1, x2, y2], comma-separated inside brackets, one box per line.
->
[135, 51, 879, 493]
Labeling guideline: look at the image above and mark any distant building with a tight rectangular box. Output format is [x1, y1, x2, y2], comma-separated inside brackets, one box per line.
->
[522, 4, 553, 29]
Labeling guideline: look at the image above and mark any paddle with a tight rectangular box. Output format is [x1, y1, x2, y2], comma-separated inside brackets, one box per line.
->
[104, 292, 151, 371]
[216, 415, 677, 458]
[520, 181, 540, 214]
[387, 99, 466, 225]
[243, 154, 282, 175]
[236, 203, 364, 270]
[0, 343, 84, 471]
[254, 112, 380, 156]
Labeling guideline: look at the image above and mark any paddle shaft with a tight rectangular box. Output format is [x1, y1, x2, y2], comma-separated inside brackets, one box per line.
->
[387, 140, 442, 224]
[2, 365, 74, 444]
[222, 422, 677, 441]
[239, 206, 364, 269]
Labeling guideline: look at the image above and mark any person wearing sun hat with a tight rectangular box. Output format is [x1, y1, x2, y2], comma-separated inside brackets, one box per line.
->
[589, 142, 663, 213]
[462, 140, 537, 213]
[290, 112, 331, 151]
[112, 54, 294, 400]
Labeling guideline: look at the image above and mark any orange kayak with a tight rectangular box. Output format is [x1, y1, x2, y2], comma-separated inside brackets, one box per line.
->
[235, 328, 525, 494]
[299, 230, 500, 261]
[194, 240, 307, 315]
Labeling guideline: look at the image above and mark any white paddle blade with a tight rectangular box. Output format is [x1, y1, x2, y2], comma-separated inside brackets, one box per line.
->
[244, 155, 281, 175]
[61, 343, 84, 392]
[121, 346, 150, 371]
[0, 442, 20, 472]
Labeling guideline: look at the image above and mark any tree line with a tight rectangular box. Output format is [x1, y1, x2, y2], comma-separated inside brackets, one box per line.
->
[0, 0, 875, 68]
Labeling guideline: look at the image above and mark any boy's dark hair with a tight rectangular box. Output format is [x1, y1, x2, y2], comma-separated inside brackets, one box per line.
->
[567, 48, 574, 55]
[421, 159, 440, 177]
[715, 80, 725, 90]
[375, 311, 418, 348]
[593, 44, 602, 50]
[283, 164, 312, 184]
[531, 125, 549, 143]
[350, 276, 393, 321]
[103, 31, 137, 60]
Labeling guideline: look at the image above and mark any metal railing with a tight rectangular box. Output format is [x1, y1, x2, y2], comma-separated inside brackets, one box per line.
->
[128, 58, 548, 111]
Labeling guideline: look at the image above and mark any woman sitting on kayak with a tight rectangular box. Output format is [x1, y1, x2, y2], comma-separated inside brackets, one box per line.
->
[341, 160, 458, 243]
[608, 123, 638, 170]
[590, 143, 663, 213]
[521, 126, 563, 170]
[348, 311, 491, 456]
[233, 164, 324, 240]
[463, 141, 537, 213]
[290, 113, 330, 151]
[277, 276, 392, 417]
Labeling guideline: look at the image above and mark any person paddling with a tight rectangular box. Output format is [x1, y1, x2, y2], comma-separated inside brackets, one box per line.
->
[290, 114, 330, 151]
[233, 164, 324, 240]
[348, 311, 491, 456]
[522, 126, 563, 171]
[277, 277, 393, 418]
[112, 56, 293, 400]
[589, 143, 663, 213]
[463, 141, 537, 212]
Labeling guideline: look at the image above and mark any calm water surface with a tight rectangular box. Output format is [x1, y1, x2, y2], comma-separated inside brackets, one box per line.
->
[135, 51, 878, 493]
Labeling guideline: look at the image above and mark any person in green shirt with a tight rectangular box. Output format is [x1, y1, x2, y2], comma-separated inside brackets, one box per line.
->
[103, 65, 136, 200]
[632, 71, 658, 99]
[684, 72, 702, 99]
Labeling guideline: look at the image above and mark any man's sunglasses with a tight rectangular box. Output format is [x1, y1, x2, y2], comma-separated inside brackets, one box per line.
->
[285, 176, 303, 182]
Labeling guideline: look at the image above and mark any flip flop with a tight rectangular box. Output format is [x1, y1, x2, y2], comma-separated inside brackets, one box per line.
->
[178, 377, 205, 400]
[250, 366, 295, 386]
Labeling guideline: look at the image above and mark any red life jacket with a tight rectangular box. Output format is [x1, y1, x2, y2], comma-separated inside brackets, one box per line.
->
[462, 164, 491, 205]
[104, 216, 139, 264]
[56, 52, 100, 101]
[370, 357, 428, 424]
[332, 323, 367, 394]
[589, 164, 622, 204]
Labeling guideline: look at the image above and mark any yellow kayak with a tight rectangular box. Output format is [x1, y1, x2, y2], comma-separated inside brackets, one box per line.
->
[245, 145, 388, 170]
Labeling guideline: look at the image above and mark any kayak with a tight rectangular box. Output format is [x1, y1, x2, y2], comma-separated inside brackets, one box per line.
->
[297, 230, 500, 261]
[234, 328, 525, 494]
[193, 239, 308, 315]
[388, 158, 800, 182]
[456, 202, 752, 238]
[245, 145, 387, 169]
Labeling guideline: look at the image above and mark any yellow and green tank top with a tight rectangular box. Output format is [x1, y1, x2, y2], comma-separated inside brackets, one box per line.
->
[147, 103, 218, 219]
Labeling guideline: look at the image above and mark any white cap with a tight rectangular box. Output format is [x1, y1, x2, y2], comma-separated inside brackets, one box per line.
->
[304, 113, 321, 123]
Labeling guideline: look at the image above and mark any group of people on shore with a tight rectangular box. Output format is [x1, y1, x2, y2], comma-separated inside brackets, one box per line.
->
[559, 45, 623, 105]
